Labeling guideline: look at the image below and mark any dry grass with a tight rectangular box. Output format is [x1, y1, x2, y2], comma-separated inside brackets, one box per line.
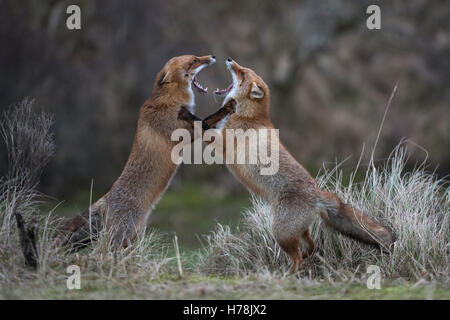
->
[0, 99, 171, 292]
[200, 145, 449, 282]
[0, 99, 448, 299]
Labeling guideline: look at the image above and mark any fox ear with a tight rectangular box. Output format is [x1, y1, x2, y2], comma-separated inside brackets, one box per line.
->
[158, 71, 172, 85]
[250, 82, 264, 99]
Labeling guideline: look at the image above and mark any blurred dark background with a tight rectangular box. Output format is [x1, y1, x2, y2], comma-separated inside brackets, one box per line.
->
[1, 0, 448, 247]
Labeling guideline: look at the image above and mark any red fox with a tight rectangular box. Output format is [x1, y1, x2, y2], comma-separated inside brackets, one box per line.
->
[59, 55, 216, 248]
[195, 58, 395, 274]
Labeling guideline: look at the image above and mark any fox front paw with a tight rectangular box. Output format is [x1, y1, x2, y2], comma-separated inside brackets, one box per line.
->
[223, 99, 236, 114]
[178, 105, 192, 121]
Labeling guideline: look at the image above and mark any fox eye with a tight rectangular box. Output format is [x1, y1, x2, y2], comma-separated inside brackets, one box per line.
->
[241, 71, 245, 77]
[193, 59, 198, 64]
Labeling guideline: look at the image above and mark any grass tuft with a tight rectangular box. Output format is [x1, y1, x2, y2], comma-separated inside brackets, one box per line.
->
[0, 99, 171, 293]
[200, 145, 449, 282]
[0, 100, 447, 298]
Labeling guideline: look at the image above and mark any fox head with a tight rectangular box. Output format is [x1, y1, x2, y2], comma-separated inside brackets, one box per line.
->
[215, 58, 270, 118]
[154, 54, 216, 106]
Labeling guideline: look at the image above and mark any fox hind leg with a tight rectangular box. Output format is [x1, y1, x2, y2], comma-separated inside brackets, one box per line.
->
[302, 229, 315, 257]
[275, 234, 303, 274]
[272, 199, 317, 274]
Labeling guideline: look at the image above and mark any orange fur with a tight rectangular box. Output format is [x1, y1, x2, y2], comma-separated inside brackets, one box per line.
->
[205, 59, 395, 274]
[59, 55, 216, 248]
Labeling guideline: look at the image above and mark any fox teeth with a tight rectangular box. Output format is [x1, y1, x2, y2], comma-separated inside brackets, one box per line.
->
[214, 84, 233, 95]
[193, 76, 207, 94]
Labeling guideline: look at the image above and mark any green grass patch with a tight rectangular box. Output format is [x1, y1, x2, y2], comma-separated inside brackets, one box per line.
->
[2, 273, 448, 299]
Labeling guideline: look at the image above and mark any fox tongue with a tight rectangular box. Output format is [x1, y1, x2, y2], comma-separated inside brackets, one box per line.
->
[214, 84, 233, 95]
[193, 76, 207, 94]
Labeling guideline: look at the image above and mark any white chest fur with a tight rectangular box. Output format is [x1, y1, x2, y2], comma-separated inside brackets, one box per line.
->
[186, 85, 195, 113]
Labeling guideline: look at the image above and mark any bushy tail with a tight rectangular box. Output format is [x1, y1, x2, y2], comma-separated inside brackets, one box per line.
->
[57, 197, 106, 250]
[318, 191, 395, 248]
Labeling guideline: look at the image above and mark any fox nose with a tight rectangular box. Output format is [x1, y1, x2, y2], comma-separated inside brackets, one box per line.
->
[227, 57, 233, 62]
[211, 55, 216, 59]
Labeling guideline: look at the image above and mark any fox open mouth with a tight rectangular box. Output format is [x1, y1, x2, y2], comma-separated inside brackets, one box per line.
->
[192, 76, 208, 94]
[214, 84, 233, 96]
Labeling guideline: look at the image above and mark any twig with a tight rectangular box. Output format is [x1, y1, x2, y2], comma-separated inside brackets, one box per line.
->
[173, 234, 183, 277]
[370, 82, 398, 161]
[14, 212, 38, 268]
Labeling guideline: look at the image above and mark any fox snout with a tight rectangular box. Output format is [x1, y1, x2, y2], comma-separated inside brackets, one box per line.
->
[225, 57, 239, 72]
[196, 55, 216, 66]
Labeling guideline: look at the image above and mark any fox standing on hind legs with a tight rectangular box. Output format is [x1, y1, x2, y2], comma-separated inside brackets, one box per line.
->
[194, 58, 395, 274]
[59, 54, 216, 248]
